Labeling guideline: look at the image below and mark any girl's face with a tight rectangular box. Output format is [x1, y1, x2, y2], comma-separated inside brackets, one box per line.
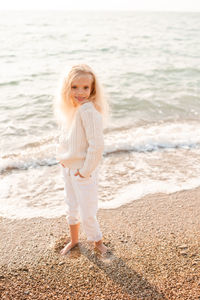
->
[70, 74, 93, 106]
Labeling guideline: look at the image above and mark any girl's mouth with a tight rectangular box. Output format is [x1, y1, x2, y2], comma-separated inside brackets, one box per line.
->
[76, 97, 85, 102]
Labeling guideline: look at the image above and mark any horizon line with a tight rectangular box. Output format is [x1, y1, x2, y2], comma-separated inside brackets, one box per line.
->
[0, 8, 200, 12]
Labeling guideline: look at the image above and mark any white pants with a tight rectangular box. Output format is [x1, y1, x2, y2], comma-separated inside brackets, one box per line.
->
[61, 166, 103, 242]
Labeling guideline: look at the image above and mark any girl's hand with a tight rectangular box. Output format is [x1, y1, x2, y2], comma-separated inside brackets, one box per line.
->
[74, 169, 85, 178]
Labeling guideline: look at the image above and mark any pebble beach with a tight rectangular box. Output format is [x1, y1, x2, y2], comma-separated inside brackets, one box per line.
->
[0, 186, 200, 299]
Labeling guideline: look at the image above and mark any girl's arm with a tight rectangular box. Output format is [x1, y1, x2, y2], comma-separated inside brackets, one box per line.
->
[78, 107, 104, 178]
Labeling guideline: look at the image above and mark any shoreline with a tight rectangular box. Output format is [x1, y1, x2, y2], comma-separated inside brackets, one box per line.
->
[0, 187, 200, 299]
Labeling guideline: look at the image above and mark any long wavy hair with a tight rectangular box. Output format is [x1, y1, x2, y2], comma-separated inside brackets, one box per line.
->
[53, 64, 110, 131]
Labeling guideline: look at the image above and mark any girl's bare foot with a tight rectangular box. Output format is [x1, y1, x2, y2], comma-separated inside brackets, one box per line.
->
[94, 240, 108, 255]
[60, 241, 78, 255]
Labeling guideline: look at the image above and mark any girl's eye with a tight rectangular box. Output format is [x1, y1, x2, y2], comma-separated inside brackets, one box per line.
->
[71, 86, 77, 89]
[84, 86, 89, 90]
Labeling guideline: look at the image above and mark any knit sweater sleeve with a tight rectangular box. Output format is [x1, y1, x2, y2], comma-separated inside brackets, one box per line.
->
[78, 106, 104, 177]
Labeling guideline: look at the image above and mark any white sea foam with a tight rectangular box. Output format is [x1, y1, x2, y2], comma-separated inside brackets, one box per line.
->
[1, 171, 200, 219]
[1, 120, 200, 174]
[105, 120, 200, 154]
[99, 177, 200, 209]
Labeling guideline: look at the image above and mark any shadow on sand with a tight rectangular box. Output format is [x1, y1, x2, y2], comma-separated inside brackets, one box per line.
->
[56, 237, 166, 299]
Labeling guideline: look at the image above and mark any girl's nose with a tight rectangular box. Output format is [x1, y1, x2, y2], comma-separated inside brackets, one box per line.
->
[77, 89, 84, 95]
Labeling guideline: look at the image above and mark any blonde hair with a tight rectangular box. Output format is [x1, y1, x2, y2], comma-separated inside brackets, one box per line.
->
[53, 64, 110, 131]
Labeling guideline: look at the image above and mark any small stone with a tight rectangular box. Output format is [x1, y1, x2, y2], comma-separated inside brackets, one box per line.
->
[19, 267, 29, 272]
[178, 244, 188, 249]
[24, 291, 29, 295]
[190, 253, 197, 258]
[180, 250, 188, 256]
[89, 266, 94, 269]
[59, 262, 65, 266]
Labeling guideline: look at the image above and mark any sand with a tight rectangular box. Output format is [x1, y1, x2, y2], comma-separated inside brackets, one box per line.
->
[0, 187, 200, 299]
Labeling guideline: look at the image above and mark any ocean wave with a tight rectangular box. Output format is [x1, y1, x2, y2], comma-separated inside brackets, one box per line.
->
[1, 141, 199, 175]
[151, 67, 200, 75]
[105, 141, 200, 155]
[0, 72, 55, 87]
[0, 80, 19, 86]
[0, 54, 16, 58]
[105, 121, 200, 155]
[1, 120, 200, 174]
[0, 157, 57, 175]
[30, 71, 55, 78]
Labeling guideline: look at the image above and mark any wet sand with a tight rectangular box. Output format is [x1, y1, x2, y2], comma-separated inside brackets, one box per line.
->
[0, 187, 200, 299]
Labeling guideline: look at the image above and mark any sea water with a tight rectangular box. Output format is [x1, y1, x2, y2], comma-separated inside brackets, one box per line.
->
[0, 11, 200, 219]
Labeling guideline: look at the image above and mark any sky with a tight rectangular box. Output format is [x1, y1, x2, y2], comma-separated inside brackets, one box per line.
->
[0, 0, 200, 11]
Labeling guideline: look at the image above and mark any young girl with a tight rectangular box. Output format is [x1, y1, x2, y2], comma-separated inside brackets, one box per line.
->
[54, 64, 109, 256]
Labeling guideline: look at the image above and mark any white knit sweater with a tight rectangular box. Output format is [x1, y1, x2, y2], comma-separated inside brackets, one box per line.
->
[56, 101, 104, 178]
